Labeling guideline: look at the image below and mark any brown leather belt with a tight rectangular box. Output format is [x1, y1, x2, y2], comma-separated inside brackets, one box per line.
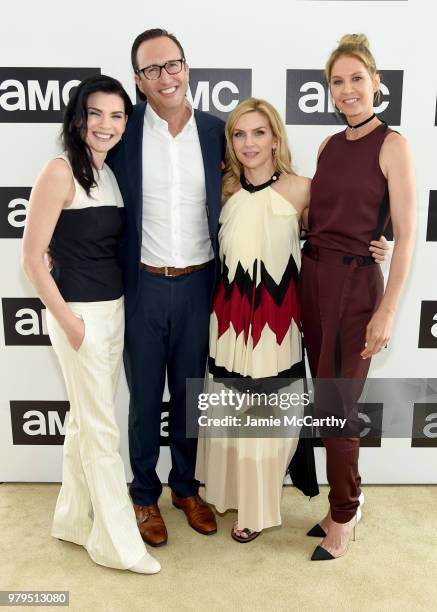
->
[139, 261, 210, 277]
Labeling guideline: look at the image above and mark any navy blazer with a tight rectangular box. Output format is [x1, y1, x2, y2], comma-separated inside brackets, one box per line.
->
[107, 102, 225, 317]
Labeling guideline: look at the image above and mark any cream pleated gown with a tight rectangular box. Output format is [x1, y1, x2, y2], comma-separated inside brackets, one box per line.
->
[196, 182, 305, 532]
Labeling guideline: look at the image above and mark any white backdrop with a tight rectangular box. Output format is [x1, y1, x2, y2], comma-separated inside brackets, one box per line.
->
[1, 0, 436, 483]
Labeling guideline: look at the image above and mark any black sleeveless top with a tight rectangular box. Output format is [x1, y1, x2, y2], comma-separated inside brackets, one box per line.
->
[306, 122, 394, 257]
[49, 155, 124, 301]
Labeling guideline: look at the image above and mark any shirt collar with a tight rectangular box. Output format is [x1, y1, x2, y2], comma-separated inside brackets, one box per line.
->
[145, 101, 194, 133]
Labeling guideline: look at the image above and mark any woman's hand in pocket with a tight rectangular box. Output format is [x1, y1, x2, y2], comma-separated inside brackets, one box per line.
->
[65, 314, 86, 351]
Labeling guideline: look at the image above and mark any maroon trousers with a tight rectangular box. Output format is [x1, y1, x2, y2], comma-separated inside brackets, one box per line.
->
[299, 244, 383, 523]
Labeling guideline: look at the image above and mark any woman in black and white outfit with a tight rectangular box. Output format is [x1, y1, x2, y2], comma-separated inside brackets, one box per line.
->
[22, 75, 160, 574]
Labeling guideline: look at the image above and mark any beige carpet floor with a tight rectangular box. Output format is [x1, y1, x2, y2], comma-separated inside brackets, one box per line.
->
[1, 484, 436, 612]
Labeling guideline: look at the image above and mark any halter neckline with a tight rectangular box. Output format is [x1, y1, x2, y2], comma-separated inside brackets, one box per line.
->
[240, 171, 280, 193]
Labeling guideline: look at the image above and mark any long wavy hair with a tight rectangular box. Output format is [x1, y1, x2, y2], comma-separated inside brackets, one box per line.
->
[61, 75, 133, 194]
[222, 98, 295, 202]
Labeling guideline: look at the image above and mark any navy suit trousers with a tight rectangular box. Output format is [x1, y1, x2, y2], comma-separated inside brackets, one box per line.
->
[124, 263, 215, 505]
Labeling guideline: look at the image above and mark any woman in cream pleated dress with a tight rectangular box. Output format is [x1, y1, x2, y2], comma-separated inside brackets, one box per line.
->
[195, 98, 319, 542]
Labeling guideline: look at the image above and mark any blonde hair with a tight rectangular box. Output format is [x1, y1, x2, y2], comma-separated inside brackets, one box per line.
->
[222, 97, 295, 201]
[325, 33, 378, 82]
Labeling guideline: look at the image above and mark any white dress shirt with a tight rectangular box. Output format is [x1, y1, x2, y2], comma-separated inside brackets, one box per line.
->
[141, 103, 214, 267]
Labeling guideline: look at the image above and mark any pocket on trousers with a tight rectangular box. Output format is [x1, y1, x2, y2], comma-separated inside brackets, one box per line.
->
[69, 309, 88, 354]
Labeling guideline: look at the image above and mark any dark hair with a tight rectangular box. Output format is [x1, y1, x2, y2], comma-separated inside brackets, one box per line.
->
[61, 75, 133, 194]
[131, 28, 186, 72]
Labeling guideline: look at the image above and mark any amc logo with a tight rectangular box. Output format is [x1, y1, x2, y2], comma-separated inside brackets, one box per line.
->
[10, 401, 170, 446]
[357, 403, 383, 447]
[313, 403, 383, 447]
[426, 191, 437, 242]
[160, 402, 169, 446]
[10, 401, 69, 445]
[411, 403, 437, 447]
[2, 298, 51, 346]
[0, 187, 30, 238]
[0, 67, 101, 123]
[188, 69, 251, 120]
[418, 301, 437, 349]
[136, 69, 252, 120]
[286, 69, 403, 126]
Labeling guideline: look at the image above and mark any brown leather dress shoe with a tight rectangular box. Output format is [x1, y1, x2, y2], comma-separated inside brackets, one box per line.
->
[133, 503, 168, 547]
[171, 492, 217, 535]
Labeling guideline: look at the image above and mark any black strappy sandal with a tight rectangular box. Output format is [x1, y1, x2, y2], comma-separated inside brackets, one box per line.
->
[231, 522, 261, 543]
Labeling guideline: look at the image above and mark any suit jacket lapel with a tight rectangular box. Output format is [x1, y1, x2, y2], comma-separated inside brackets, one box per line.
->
[195, 109, 217, 213]
[126, 102, 146, 238]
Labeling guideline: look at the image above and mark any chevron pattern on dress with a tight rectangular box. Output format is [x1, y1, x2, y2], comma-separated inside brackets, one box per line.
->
[221, 254, 300, 307]
[213, 253, 301, 348]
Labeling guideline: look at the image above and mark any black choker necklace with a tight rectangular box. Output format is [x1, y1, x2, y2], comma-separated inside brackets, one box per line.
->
[346, 113, 376, 130]
[241, 171, 280, 193]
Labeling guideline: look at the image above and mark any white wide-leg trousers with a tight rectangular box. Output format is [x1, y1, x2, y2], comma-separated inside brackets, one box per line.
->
[46, 297, 146, 569]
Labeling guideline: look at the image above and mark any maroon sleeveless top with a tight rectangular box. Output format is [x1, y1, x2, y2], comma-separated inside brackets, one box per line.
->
[306, 122, 394, 256]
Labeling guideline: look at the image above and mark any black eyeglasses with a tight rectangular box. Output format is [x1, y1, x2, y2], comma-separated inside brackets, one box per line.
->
[136, 58, 186, 80]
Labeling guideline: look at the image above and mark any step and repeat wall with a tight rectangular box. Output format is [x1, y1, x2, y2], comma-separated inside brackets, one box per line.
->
[1, 0, 436, 483]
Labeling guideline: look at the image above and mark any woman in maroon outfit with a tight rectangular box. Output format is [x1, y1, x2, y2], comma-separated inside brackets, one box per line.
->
[300, 34, 416, 560]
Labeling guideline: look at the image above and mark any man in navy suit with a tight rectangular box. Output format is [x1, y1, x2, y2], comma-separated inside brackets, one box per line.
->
[108, 28, 224, 547]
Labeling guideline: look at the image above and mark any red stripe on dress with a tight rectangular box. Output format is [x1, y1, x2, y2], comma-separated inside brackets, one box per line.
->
[213, 278, 301, 348]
